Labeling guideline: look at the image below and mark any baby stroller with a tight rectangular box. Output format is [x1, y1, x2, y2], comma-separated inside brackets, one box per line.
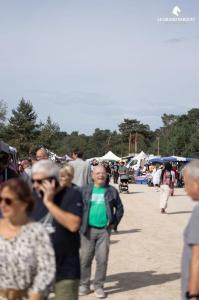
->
[119, 174, 129, 193]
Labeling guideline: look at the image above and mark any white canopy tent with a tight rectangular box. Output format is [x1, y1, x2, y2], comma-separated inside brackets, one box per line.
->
[133, 151, 147, 161]
[126, 151, 148, 170]
[87, 157, 101, 162]
[100, 151, 121, 161]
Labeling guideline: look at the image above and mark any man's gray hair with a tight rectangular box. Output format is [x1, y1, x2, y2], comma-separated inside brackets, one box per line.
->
[184, 160, 199, 180]
[32, 159, 59, 179]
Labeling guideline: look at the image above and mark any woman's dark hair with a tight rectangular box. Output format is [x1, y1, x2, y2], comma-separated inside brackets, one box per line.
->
[0, 178, 34, 213]
[164, 162, 172, 172]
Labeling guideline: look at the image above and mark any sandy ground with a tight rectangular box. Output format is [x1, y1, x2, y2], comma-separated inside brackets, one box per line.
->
[81, 183, 196, 300]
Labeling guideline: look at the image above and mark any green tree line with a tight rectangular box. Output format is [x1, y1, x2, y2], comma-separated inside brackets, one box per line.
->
[0, 98, 199, 159]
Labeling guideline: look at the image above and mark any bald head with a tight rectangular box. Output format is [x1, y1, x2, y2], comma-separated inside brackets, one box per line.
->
[92, 165, 107, 187]
[93, 165, 106, 174]
[36, 148, 48, 161]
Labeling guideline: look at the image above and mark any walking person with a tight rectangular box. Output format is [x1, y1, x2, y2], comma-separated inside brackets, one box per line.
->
[152, 165, 162, 192]
[79, 165, 124, 298]
[159, 162, 174, 214]
[103, 162, 111, 186]
[0, 178, 55, 300]
[69, 149, 90, 187]
[181, 160, 199, 299]
[31, 160, 83, 300]
[170, 166, 176, 196]
[112, 162, 119, 184]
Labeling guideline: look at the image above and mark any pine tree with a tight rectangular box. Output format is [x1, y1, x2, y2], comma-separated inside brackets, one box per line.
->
[0, 100, 7, 139]
[37, 116, 60, 152]
[6, 98, 39, 157]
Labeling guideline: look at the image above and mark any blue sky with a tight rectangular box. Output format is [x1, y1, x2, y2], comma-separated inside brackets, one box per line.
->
[0, 0, 198, 133]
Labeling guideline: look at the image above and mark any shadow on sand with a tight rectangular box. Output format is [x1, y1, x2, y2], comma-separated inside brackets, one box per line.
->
[167, 211, 192, 215]
[105, 271, 180, 294]
[128, 192, 144, 194]
[112, 229, 141, 235]
[110, 240, 119, 245]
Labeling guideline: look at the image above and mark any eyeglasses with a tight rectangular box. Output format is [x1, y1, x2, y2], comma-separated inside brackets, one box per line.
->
[31, 178, 45, 184]
[31, 177, 55, 185]
[0, 197, 14, 206]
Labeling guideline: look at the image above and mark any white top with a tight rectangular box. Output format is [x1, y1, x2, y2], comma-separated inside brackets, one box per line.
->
[0, 222, 55, 299]
[152, 169, 162, 185]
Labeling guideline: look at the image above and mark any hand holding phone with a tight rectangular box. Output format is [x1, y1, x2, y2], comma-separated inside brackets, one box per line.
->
[39, 177, 58, 207]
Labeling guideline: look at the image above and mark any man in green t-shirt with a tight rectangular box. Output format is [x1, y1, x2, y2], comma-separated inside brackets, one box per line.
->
[79, 165, 124, 299]
[88, 185, 108, 229]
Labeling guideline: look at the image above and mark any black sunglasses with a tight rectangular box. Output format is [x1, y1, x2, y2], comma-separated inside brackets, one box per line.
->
[31, 179, 43, 184]
[0, 197, 14, 206]
[31, 177, 56, 185]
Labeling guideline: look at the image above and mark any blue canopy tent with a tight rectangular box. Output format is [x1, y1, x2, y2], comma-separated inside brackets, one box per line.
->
[148, 157, 163, 164]
[148, 156, 194, 164]
[162, 156, 193, 162]
[162, 156, 178, 162]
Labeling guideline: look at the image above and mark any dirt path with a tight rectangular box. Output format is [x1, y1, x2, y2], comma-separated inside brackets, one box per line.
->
[82, 183, 195, 300]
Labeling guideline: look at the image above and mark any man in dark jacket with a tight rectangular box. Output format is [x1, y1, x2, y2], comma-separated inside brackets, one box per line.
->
[79, 165, 124, 298]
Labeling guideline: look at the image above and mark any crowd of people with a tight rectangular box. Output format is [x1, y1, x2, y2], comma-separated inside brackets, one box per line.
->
[0, 144, 199, 300]
[90, 158, 185, 214]
[0, 146, 124, 300]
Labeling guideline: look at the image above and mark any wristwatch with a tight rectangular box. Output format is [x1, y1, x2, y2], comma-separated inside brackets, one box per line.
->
[186, 291, 199, 299]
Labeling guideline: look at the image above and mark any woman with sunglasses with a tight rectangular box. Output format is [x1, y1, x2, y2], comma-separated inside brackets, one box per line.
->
[0, 178, 55, 300]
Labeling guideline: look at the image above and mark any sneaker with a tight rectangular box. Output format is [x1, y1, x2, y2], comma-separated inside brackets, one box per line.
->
[78, 285, 91, 296]
[48, 292, 55, 299]
[94, 288, 106, 298]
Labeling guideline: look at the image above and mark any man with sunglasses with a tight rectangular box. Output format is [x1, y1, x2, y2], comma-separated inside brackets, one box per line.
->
[31, 159, 83, 300]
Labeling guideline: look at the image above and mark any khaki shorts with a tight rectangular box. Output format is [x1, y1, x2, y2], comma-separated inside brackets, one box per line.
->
[55, 279, 79, 300]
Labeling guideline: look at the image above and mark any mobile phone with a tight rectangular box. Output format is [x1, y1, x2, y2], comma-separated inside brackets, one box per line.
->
[47, 176, 60, 188]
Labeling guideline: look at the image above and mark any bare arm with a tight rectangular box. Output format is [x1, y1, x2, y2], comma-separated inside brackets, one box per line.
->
[188, 244, 199, 298]
[45, 201, 81, 232]
[28, 294, 42, 300]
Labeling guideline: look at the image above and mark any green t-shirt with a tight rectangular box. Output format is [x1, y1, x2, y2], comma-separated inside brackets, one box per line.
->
[88, 186, 108, 228]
